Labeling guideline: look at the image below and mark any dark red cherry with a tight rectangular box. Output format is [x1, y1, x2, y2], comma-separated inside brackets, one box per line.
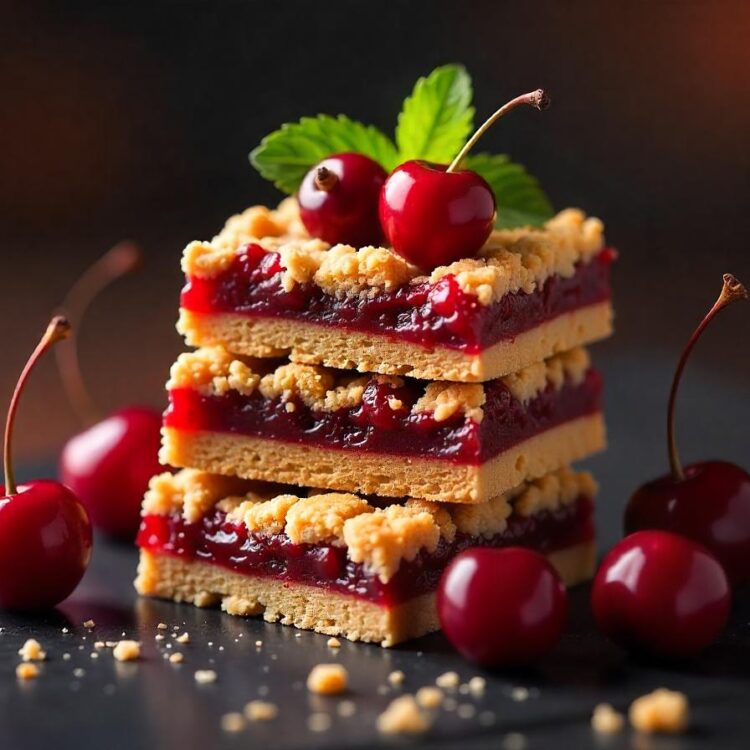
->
[298, 152, 387, 247]
[437, 547, 567, 666]
[379, 160, 495, 270]
[0, 317, 92, 610]
[592, 531, 730, 657]
[60, 407, 163, 538]
[625, 274, 750, 584]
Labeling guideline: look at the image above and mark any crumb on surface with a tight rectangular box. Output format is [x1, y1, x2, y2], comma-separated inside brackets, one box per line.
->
[220, 712, 246, 733]
[511, 686, 530, 701]
[388, 670, 405, 686]
[244, 701, 278, 722]
[629, 688, 689, 734]
[307, 664, 348, 695]
[94, 641, 106, 650]
[591, 703, 625, 734]
[73, 667, 85, 678]
[18, 639, 46, 662]
[176, 632, 190, 644]
[327, 637, 341, 649]
[415, 686, 443, 709]
[16, 663, 40, 680]
[113, 640, 141, 662]
[468, 676, 486, 695]
[436, 671, 460, 689]
[307, 712, 332, 733]
[83, 620, 95, 629]
[169, 653, 184, 664]
[157, 623, 168, 630]
[194, 669, 218, 684]
[376, 695, 431, 735]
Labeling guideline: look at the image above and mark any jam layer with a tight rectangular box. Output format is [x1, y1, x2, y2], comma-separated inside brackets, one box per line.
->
[181, 245, 614, 354]
[164, 370, 602, 465]
[137, 496, 594, 608]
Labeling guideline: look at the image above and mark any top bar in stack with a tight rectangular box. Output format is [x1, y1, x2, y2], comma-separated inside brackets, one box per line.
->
[177, 199, 614, 383]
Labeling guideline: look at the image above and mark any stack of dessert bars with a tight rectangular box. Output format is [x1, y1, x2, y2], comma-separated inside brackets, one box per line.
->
[136, 198, 614, 646]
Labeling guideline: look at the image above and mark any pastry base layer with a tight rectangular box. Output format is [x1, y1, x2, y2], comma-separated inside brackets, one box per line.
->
[135, 540, 595, 646]
[177, 301, 613, 382]
[160, 414, 605, 504]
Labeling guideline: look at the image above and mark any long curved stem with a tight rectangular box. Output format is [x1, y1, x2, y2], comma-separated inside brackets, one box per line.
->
[55, 241, 141, 426]
[3, 317, 71, 495]
[446, 89, 550, 173]
[667, 273, 747, 480]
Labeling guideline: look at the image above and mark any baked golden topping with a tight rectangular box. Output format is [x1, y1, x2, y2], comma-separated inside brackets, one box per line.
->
[502, 347, 591, 404]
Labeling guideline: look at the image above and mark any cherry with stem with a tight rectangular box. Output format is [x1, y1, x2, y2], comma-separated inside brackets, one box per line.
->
[0, 317, 92, 610]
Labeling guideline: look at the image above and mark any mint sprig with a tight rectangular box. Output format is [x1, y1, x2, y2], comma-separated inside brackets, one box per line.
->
[249, 64, 554, 228]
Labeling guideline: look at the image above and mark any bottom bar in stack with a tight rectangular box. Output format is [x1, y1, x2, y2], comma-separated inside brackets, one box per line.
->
[135, 467, 597, 646]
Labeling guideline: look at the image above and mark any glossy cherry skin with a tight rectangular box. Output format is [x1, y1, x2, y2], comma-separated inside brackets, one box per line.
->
[298, 152, 387, 247]
[0, 480, 92, 610]
[592, 531, 730, 657]
[437, 547, 567, 667]
[60, 406, 162, 539]
[625, 461, 750, 586]
[379, 160, 496, 271]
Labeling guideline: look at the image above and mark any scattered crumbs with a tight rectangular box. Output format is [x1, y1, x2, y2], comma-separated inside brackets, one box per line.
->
[376, 695, 431, 735]
[591, 703, 625, 735]
[16, 663, 40, 680]
[415, 687, 443, 709]
[244, 700, 278, 722]
[155, 634, 165, 642]
[194, 669, 218, 684]
[295, 633, 302, 638]
[157, 623, 168, 630]
[113, 641, 141, 662]
[511, 686, 530, 702]
[478, 710, 496, 727]
[166, 643, 173, 649]
[327, 637, 341, 649]
[61, 627, 69, 634]
[443, 697, 458, 711]
[77, 645, 85, 651]
[105, 641, 118, 648]
[468, 676, 486, 696]
[62, 653, 71, 661]
[73, 668, 86, 678]
[176, 632, 190, 644]
[173, 625, 180, 631]
[220, 712, 246, 733]
[255, 640, 263, 647]
[94, 641, 106, 650]
[337, 700, 356, 717]
[207, 641, 213, 647]
[90, 652, 99, 660]
[219, 646, 225, 652]
[436, 671, 460, 690]
[629, 688, 689, 734]
[83, 620, 95, 629]
[457, 703, 476, 719]
[388, 670, 405, 687]
[307, 664, 348, 695]
[169, 653, 184, 664]
[502, 732, 527, 750]
[18, 639, 47, 662]
[121, 632, 127, 637]
[307, 713, 332, 733]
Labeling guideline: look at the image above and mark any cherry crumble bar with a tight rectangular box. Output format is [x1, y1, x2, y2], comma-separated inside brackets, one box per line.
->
[135, 467, 597, 646]
[177, 199, 615, 383]
[160, 346, 605, 503]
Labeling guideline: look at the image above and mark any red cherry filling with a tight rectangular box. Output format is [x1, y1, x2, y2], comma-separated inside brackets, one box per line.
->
[437, 547, 567, 666]
[592, 531, 730, 657]
[298, 152, 387, 247]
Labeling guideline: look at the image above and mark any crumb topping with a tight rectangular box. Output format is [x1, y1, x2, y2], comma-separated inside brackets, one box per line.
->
[285, 493, 372, 546]
[413, 382, 485, 423]
[113, 641, 141, 662]
[591, 703, 625, 734]
[307, 664, 348, 695]
[377, 695, 431, 734]
[18, 639, 46, 662]
[502, 347, 591, 404]
[182, 200, 605, 306]
[629, 689, 689, 734]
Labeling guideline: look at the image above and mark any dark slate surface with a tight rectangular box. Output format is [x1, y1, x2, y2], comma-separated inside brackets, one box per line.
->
[1, 350, 750, 750]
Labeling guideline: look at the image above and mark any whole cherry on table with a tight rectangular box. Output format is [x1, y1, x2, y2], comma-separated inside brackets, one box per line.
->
[380, 89, 550, 271]
[57, 242, 163, 540]
[437, 546, 567, 667]
[624, 274, 750, 585]
[0, 316, 92, 610]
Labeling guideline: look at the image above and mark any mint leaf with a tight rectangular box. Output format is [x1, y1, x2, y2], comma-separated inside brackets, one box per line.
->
[395, 64, 474, 163]
[249, 115, 399, 194]
[464, 153, 554, 228]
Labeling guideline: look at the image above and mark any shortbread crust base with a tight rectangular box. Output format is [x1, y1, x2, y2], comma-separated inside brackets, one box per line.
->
[178, 302, 613, 382]
[160, 414, 605, 504]
[135, 540, 595, 646]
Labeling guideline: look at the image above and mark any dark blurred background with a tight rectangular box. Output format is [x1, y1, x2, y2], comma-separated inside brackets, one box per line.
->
[1, 1, 749, 546]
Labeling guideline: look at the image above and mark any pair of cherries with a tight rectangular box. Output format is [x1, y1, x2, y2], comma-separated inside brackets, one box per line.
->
[438, 274, 748, 666]
[298, 90, 550, 271]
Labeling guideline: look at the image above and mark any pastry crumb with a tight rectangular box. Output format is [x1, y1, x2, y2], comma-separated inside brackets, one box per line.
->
[244, 700, 278, 722]
[16, 663, 40, 680]
[194, 669, 218, 684]
[73, 667, 86, 678]
[113, 641, 141, 662]
[388, 670, 405, 686]
[220, 712, 246, 733]
[175, 632, 190, 644]
[157, 623, 168, 630]
[307, 712, 332, 732]
[415, 686, 443, 709]
[94, 641, 106, 650]
[436, 671, 460, 689]
[83, 620, 95, 629]
[169, 653, 184, 664]
[629, 688, 689, 734]
[511, 686, 530, 701]
[468, 676, 486, 695]
[307, 664, 348, 695]
[591, 703, 625, 734]
[327, 637, 341, 649]
[18, 639, 46, 662]
[376, 695, 431, 735]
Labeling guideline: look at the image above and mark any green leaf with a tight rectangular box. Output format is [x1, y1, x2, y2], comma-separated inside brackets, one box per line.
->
[395, 64, 474, 163]
[249, 115, 399, 194]
[464, 153, 554, 228]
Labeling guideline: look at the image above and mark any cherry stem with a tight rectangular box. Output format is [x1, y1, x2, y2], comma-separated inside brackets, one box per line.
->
[667, 273, 747, 480]
[314, 166, 338, 192]
[55, 241, 141, 426]
[446, 89, 550, 173]
[3, 317, 71, 496]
